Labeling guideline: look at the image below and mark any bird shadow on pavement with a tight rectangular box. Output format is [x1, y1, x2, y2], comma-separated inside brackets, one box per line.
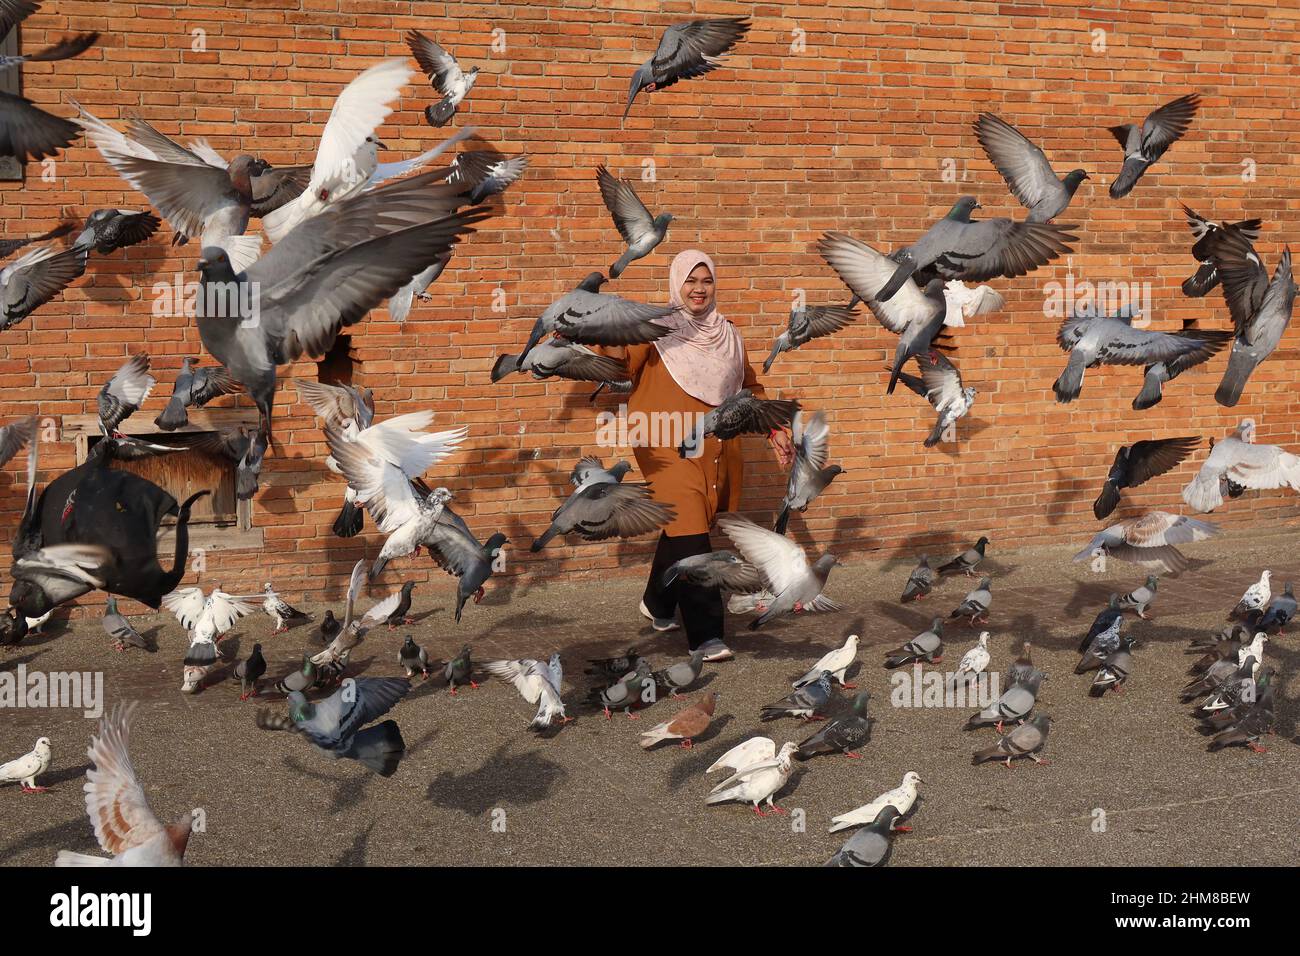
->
[1059, 579, 1117, 618]
[0, 815, 95, 862]
[283, 755, 375, 815]
[333, 821, 374, 866]
[40, 762, 92, 789]
[0, 649, 43, 671]
[425, 741, 567, 815]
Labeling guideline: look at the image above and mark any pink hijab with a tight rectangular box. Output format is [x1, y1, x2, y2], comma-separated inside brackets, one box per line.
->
[655, 249, 746, 406]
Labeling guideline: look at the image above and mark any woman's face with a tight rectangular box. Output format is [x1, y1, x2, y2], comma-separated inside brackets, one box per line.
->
[680, 263, 716, 317]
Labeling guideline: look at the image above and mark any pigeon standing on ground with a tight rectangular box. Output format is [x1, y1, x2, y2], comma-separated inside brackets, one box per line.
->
[56, 703, 196, 866]
[704, 739, 799, 815]
[1183, 420, 1300, 513]
[96, 353, 155, 437]
[623, 17, 751, 122]
[760, 672, 835, 721]
[1077, 622, 1126, 675]
[1180, 204, 1262, 298]
[639, 691, 718, 749]
[398, 636, 431, 681]
[884, 618, 945, 668]
[1079, 595, 1123, 653]
[793, 634, 859, 689]
[1212, 239, 1296, 407]
[317, 610, 340, 646]
[939, 537, 988, 576]
[1106, 94, 1200, 198]
[773, 411, 843, 534]
[966, 670, 1046, 731]
[1259, 583, 1296, 632]
[256, 677, 411, 777]
[825, 806, 901, 867]
[590, 659, 655, 719]
[795, 691, 873, 760]
[973, 112, 1088, 221]
[678, 389, 800, 457]
[445, 644, 476, 693]
[829, 772, 924, 834]
[261, 583, 309, 634]
[1008, 641, 1035, 686]
[407, 31, 479, 127]
[1094, 436, 1200, 520]
[950, 577, 993, 626]
[1231, 571, 1271, 621]
[0, 737, 50, 793]
[652, 650, 706, 698]
[949, 632, 992, 687]
[716, 514, 841, 629]
[273, 655, 316, 696]
[596, 164, 673, 278]
[1119, 575, 1159, 619]
[890, 351, 978, 447]
[153, 358, 241, 431]
[1073, 512, 1219, 575]
[1091, 642, 1134, 697]
[74, 209, 160, 255]
[233, 644, 266, 701]
[102, 597, 146, 651]
[972, 714, 1053, 767]
[385, 581, 417, 629]
[485, 654, 568, 729]
[901, 556, 935, 602]
[763, 302, 859, 373]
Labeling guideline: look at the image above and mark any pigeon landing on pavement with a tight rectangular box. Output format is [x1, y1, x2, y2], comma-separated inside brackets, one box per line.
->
[596, 164, 672, 278]
[901, 556, 935, 602]
[623, 17, 751, 122]
[1183, 420, 1300, 513]
[973, 112, 1088, 222]
[1107, 94, 1199, 199]
[256, 677, 411, 777]
[485, 654, 568, 729]
[0, 737, 50, 793]
[1094, 436, 1200, 520]
[884, 618, 945, 668]
[972, 714, 1053, 767]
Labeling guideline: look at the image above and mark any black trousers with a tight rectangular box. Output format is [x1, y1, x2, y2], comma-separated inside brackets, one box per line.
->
[642, 531, 723, 651]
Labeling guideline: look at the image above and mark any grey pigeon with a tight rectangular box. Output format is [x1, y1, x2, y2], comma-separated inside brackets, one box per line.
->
[869, 196, 1076, 303]
[1079, 595, 1123, 653]
[1007, 642, 1035, 687]
[0, 415, 34, 470]
[102, 597, 146, 651]
[273, 654, 316, 695]
[825, 805, 900, 867]
[385, 581, 417, 629]
[423, 504, 508, 622]
[652, 650, 706, 698]
[492, 338, 629, 384]
[1089, 638, 1136, 694]
[938, 537, 988, 576]
[1094, 437, 1199, 519]
[96, 353, 155, 437]
[407, 31, 479, 127]
[233, 643, 266, 701]
[0, 242, 89, 331]
[773, 410, 842, 534]
[763, 302, 858, 373]
[950, 577, 992, 626]
[1180, 204, 1261, 298]
[176, 427, 256, 499]
[74, 208, 160, 255]
[760, 671, 834, 721]
[1053, 310, 1229, 404]
[531, 481, 674, 551]
[596, 165, 672, 278]
[663, 550, 762, 593]
[589, 659, 654, 718]
[153, 357, 241, 430]
[678, 388, 799, 458]
[570, 456, 631, 490]
[450, 151, 529, 205]
[972, 714, 1053, 767]
[1258, 582, 1296, 633]
[795, 691, 872, 759]
[901, 555, 935, 602]
[387, 251, 451, 325]
[974, 112, 1088, 222]
[1206, 683, 1274, 753]
[884, 618, 945, 668]
[398, 635, 430, 680]
[1119, 575, 1159, 619]
[1107, 94, 1199, 199]
[623, 17, 750, 122]
[256, 676, 410, 776]
[1073, 511, 1219, 575]
[445, 643, 476, 693]
[716, 514, 841, 630]
[1193, 657, 1256, 716]
[1133, 348, 1222, 411]
[1211, 235, 1296, 407]
[889, 350, 976, 445]
[965, 670, 1045, 730]
[1076, 627, 1130, 675]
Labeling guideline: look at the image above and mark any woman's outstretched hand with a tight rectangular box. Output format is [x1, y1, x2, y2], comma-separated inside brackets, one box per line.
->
[768, 427, 794, 467]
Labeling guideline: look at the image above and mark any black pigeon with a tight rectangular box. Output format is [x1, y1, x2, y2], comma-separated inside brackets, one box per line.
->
[1093, 436, 1199, 519]
[385, 581, 416, 629]
[938, 537, 987, 576]
[1180, 204, 1261, 298]
[1079, 595, 1123, 653]
[74, 209, 160, 255]
[398, 635, 430, 681]
[623, 17, 750, 122]
[317, 609, 340, 646]
[444, 643, 476, 693]
[795, 691, 872, 760]
[1107, 94, 1199, 199]
[233, 643, 266, 701]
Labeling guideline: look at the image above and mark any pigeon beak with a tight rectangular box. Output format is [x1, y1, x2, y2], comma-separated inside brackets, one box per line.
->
[374, 139, 388, 150]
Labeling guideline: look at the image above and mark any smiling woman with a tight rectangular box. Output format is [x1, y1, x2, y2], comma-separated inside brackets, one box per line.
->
[604, 249, 791, 661]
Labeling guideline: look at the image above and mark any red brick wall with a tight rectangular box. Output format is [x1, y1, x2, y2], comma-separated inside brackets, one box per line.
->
[3, 0, 1299, 611]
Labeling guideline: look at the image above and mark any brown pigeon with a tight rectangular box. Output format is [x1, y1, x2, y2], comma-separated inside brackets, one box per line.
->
[639, 691, 718, 749]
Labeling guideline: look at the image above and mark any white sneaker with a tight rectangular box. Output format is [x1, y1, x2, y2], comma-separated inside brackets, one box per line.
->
[639, 599, 680, 632]
[697, 639, 734, 662]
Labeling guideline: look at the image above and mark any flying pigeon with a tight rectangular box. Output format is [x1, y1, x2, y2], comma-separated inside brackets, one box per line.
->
[295, 379, 376, 535]
[1180, 204, 1262, 298]
[973, 112, 1088, 221]
[1053, 310, 1229, 404]
[704, 739, 798, 816]
[1183, 419, 1300, 513]
[0, 9, 96, 160]
[398, 635, 430, 681]
[773, 411, 843, 534]
[485, 653, 568, 729]
[0, 242, 89, 331]
[445, 643, 476, 693]
[0, 220, 75, 261]
[102, 596, 145, 652]
[793, 634, 859, 689]
[153, 358, 241, 431]
[1211, 236, 1296, 407]
[261, 583, 309, 634]
[95, 353, 155, 437]
[530, 479, 675, 552]
[623, 17, 751, 122]
[0, 737, 50, 793]
[311, 562, 405, 684]
[56, 703, 196, 866]
[760, 671, 835, 721]
[972, 714, 1053, 767]
[449, 151, 529, 205]
[407, 31, 479, 126]
[652, 650, 706, 698]
[570, 456, 632, 491]
[825, 806, 901, 867]
[1073, 511, 1219, 575]
[663, 550, 762, 593]
[233, 643, 266, 701]
[1230, 571, 1271, 621]
[795, 690, 873, 760]
[965, 670, 1046, 731]
[639, 691, 718, 749]
[596, 164, 673, 278]
[73, 208, 160, 255]
[387, 251, 452, 325]
[716, 514, 841, 629]
[678, 389, 800, 458]
[884, 618, 945, 667]
[1107, 94, 1199, 199]
[901, 555, 935, 602]
[938, 537, 988, 576]
[950, 577, 993, 626]
[422, 502, 508, 622]
[256, 676, 410, 777]
[829, 772, 924, 834]
[1094, 436, 1199, 520]
[762, 302, 859, 373]
[949, 631, 992, 687]
[889, 350, 977, 446]
[492, 338, 630, 385]
[1119, 575, 1159, 620]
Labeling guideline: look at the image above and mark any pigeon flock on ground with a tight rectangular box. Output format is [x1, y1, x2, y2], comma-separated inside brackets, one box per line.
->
[0, 8, 1294, 867]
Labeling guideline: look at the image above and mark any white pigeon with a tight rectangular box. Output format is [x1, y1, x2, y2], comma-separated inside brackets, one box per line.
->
[0, 737, 51, 792]
[705, 740, 799, 815]
[485, 654, 567, 729]
[1231, 571, 1271, 620]
[828, 771, 924, 833]
[1238, 634, 1268, 680]
[408, 30, 480, 127]
[949, 631, 992, 686]
[260, 583, 305, 634]
[1183, 419, 1300, 513]
[706, 736, 776, 776]
[310, 560, 404, 682]
[162, 586, 258, 644]
[56, 703, 195, 866]
[717, 514, 841, 628]
[792, 634, 859, 688]
[941, 280, 1005, 328]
